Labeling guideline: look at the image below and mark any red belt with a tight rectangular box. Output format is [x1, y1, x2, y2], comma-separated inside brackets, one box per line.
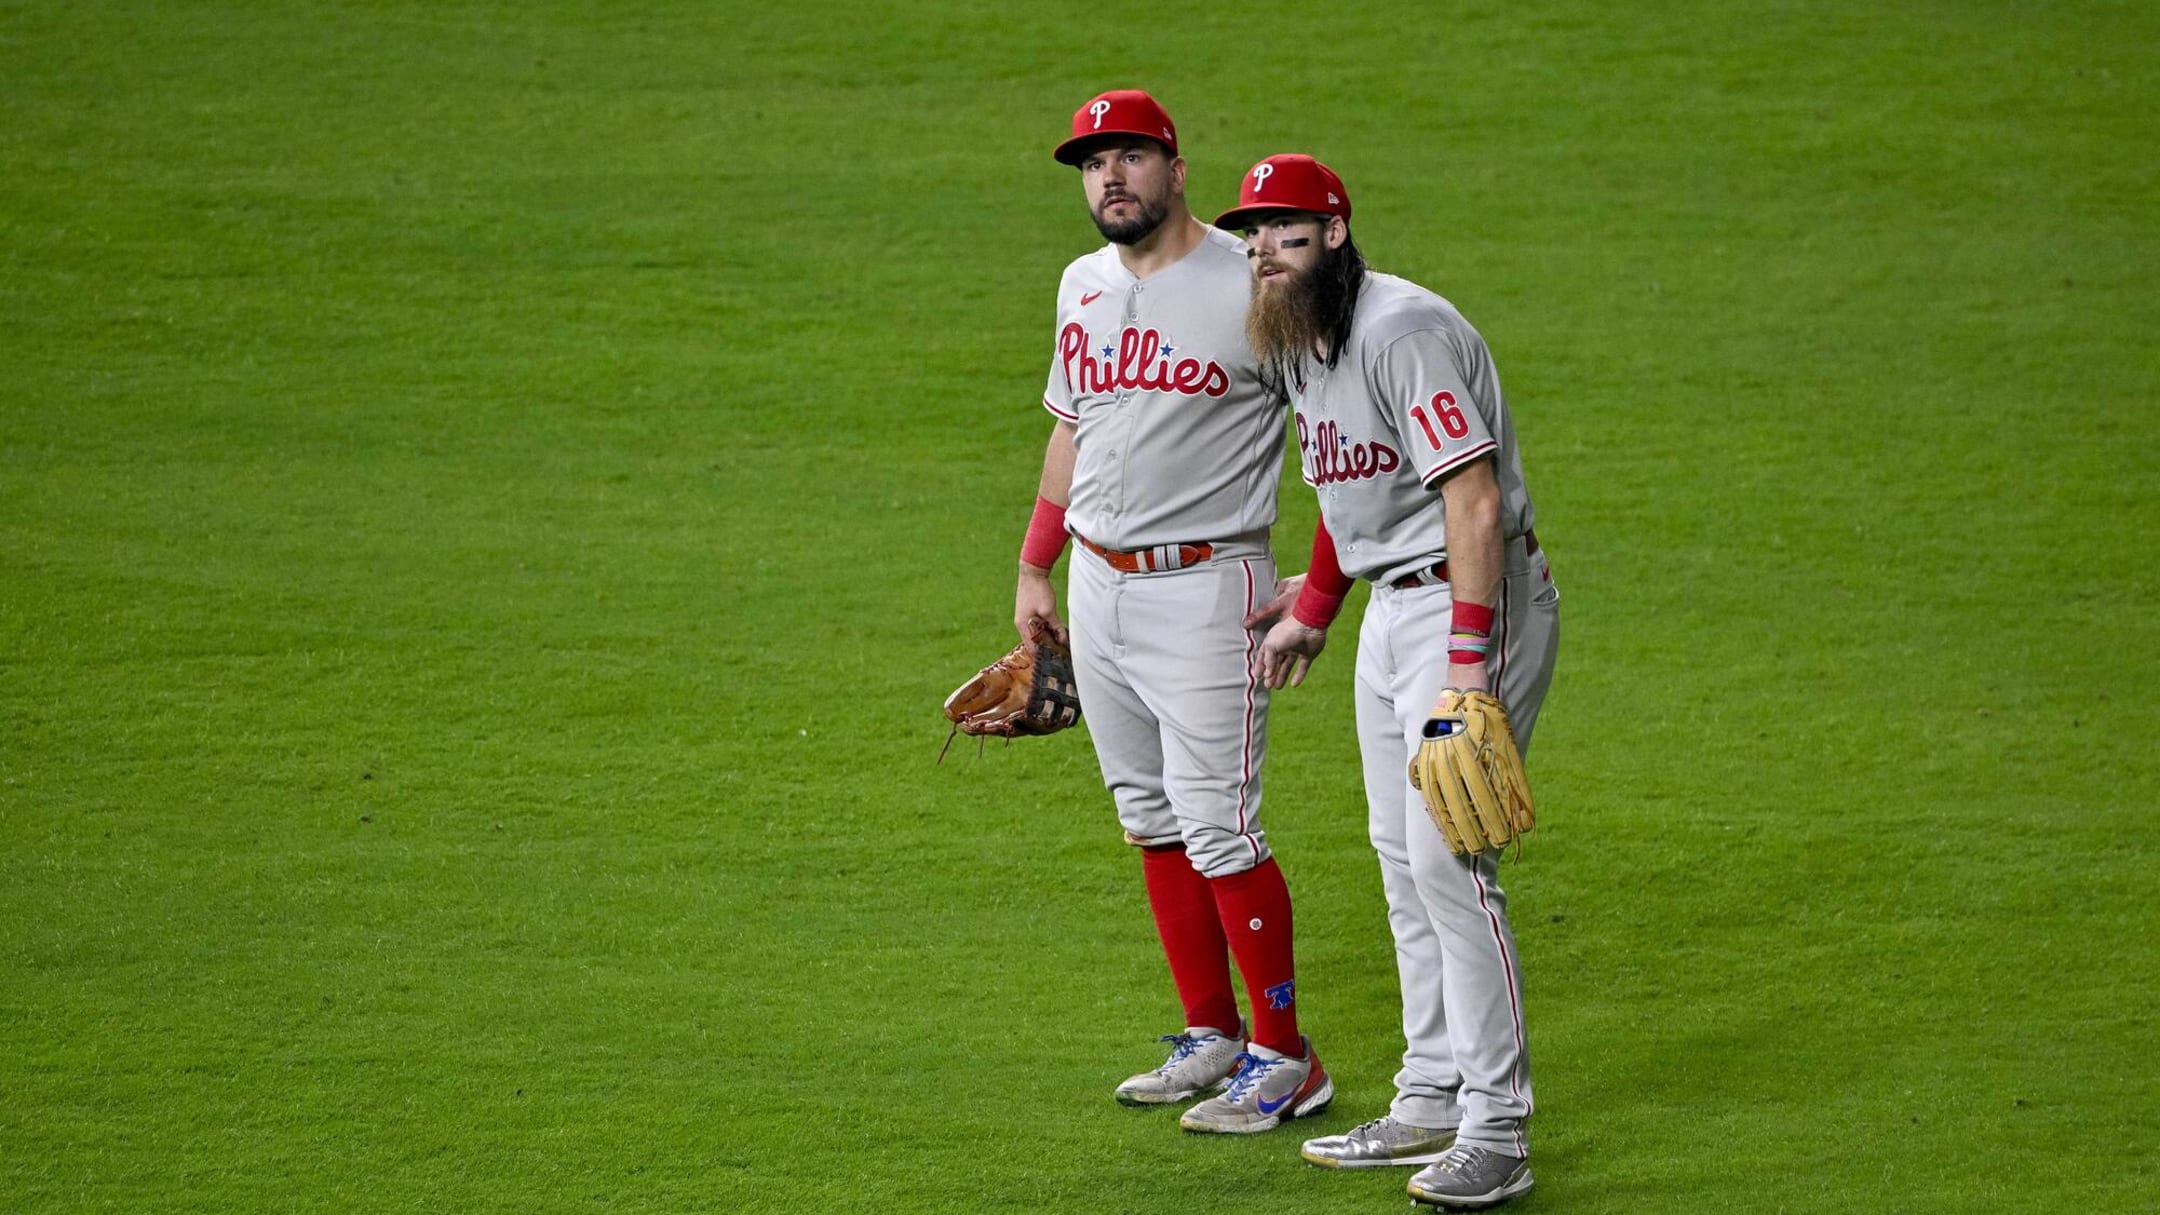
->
[1073, 532, 1215, 573]
[1389, 530, 1540, 589]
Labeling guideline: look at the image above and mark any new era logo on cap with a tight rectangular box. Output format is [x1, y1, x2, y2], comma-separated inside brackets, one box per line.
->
[1055, 89, 1179, 165]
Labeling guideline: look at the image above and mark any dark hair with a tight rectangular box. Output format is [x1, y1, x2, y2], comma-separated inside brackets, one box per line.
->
[1315, 230, 1367, 369]
[1250, 224, 1370, 401]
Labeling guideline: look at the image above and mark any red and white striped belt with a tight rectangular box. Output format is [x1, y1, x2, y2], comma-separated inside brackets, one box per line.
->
[1072, 532, 1216, 574]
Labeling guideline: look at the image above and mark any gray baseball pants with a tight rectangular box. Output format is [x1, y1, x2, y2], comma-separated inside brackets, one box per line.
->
[1068, 543, 1276, 879]
[1356, 546, 1559, 1156]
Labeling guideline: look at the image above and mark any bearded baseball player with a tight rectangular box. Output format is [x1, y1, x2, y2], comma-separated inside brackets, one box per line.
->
[1008, 92, 1331, 1134]
[1226, 155, 1560, 1208]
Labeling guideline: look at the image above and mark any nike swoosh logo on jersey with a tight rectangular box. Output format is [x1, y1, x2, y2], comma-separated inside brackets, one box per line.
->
[1080, 291, 1103, 306]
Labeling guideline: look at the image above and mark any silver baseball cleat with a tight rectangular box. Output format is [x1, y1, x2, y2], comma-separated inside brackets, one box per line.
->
[1406, 1144, 1534, 1209]
[1299, 1114, 1457, 1168]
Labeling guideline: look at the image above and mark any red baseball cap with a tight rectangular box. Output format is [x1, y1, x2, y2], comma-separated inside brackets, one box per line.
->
[1215, 154, 1352, 230]
[1054, 89, 1179, 166]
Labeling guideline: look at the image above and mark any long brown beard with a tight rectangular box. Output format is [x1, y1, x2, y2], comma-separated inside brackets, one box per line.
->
[1246, 239, 1364, 390]
[1246, 261, 1329, 373]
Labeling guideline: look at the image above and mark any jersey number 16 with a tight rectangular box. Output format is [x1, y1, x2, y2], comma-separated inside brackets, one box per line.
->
[1409, 391, 1470, 448]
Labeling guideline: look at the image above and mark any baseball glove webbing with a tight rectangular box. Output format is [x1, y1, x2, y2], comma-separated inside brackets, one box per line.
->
[939, 635, 1082, 761]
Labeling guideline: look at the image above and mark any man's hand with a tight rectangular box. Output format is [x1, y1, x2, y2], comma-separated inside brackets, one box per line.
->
[1015, 563, 1068, 647]
[1242, 573, 1306, 631]
[1256, 617, 1327, 689]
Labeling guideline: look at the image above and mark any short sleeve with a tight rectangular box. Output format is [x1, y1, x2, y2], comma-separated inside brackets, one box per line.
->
[1370, 329, 1495, 487]
[1042, 276, 1079, 422]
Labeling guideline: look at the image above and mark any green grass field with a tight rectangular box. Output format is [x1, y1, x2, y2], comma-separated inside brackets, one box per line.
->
[4, 2, 2155, 1211]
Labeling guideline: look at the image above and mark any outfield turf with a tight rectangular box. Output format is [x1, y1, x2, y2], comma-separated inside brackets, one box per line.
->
[3, 2, 2155, 1211]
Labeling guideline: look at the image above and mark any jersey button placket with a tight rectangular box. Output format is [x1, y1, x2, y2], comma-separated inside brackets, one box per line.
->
[1115, 287, 1139, 525]
[1102, 282, 1141, 530]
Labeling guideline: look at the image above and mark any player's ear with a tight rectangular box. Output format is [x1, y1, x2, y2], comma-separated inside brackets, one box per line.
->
[1170, 154, 1187, 196]
[1325, 215, 1348, 250]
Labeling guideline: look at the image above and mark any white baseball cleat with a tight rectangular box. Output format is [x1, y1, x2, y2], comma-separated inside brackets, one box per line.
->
[1114, 1028, 1243, 1106]
[1178, 1035, 1333, 1134]
[1300, 1113, 1458, 1167]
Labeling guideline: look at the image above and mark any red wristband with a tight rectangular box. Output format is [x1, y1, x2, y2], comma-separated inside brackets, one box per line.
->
[1448, 598, 1494, 666]
[1020, 496, 1069, 570]
[1450, 600, 1495, 636]
[1291, 518, 1354, 628]
[1292, 584, 1348, 629]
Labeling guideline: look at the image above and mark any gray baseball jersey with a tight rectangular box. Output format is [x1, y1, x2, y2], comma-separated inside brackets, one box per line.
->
[1286, 272, 1535, 582]
[1044, 225, 1282, 551]
[1038, 225, 1287, 879]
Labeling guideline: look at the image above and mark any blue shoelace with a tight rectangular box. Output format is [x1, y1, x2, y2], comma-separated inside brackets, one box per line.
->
[1220, 1052, 1281, 1101]
[1154, 1033, 1204, 1070]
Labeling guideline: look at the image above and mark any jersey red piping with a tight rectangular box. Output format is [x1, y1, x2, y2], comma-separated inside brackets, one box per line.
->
[1418, 440, 1496, 488]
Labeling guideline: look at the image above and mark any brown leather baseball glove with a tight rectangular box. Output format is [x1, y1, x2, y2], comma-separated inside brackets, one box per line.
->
[940, 635, 1082, 759]
[1407, 689, 1536, 855]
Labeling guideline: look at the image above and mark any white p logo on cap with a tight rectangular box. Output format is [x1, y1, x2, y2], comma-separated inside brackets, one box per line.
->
[1252, 163, 1274, 192]
[1089, 99, 1111, 129]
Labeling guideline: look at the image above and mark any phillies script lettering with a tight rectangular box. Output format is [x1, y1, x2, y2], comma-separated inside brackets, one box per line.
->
[1059, 324, 1231, 399]
[1296, 412, 1400, 484]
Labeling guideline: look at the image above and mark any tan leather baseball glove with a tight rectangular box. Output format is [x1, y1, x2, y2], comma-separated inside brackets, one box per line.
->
[1407, 689, 1536, 855]
[940, 635, 1082, 759]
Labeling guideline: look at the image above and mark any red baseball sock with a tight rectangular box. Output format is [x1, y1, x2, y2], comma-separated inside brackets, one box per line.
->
[1210, 856, 1302, 1057]
[1141, 845, 1241, 1035]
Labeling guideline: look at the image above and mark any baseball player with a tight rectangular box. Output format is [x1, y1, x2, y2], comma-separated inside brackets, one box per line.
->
[1008, 91, 1331, 1134]
[1224, 155, 1559, 1208]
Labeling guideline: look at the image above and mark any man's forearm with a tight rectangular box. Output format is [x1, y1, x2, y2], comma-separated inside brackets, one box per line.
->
[1438, 460, 1504, 691]
[1022, 420, 1079, 574]
[1439, 461, 1504, 608]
